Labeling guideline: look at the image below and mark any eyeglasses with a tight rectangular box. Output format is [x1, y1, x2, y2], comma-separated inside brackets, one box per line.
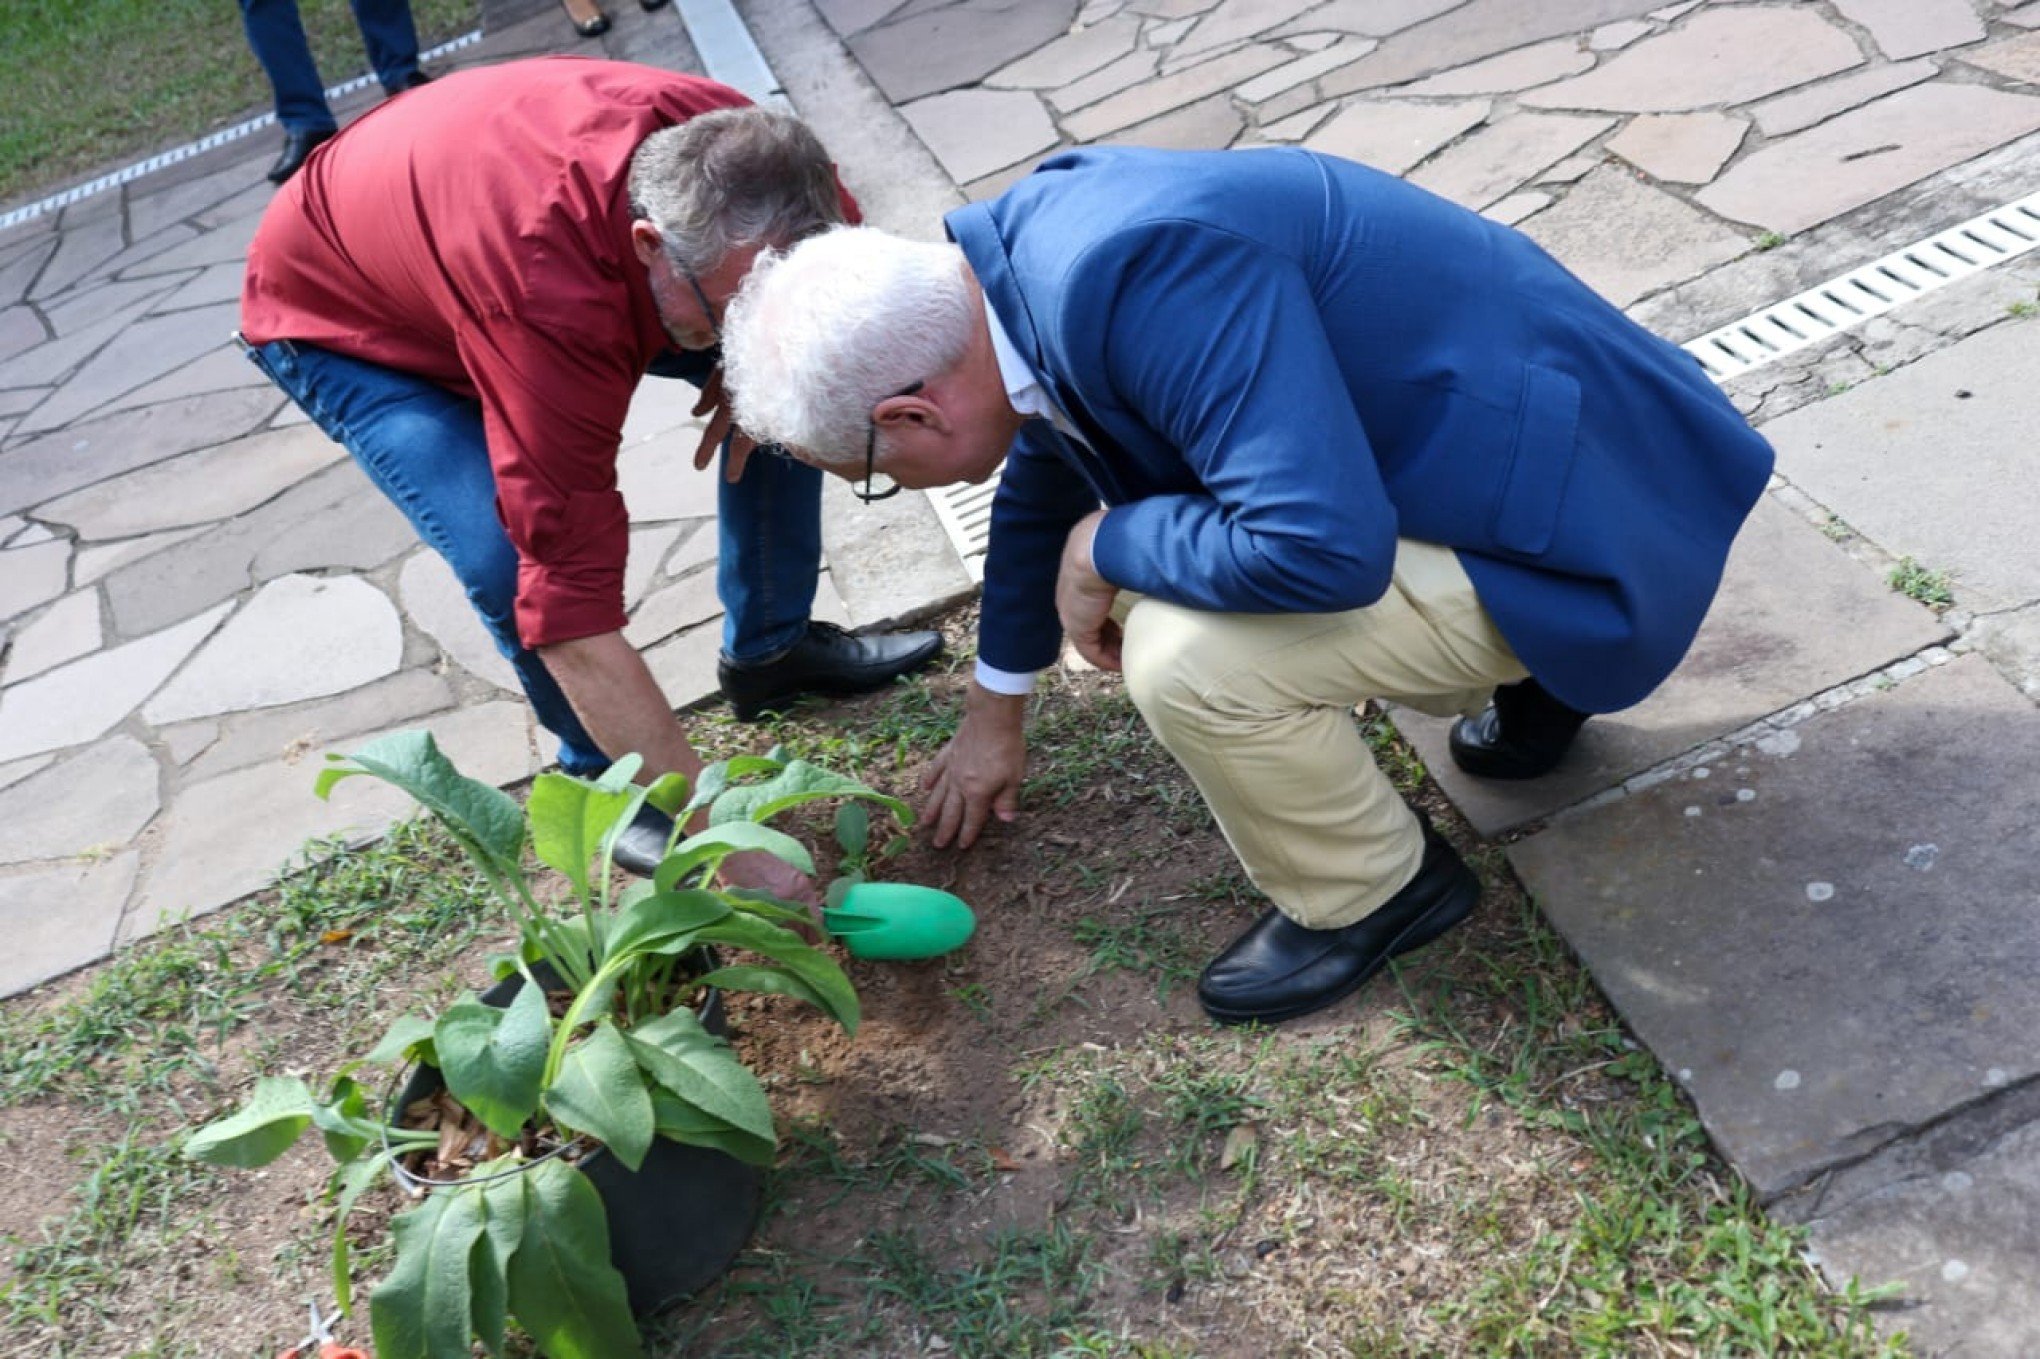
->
[859, 380, 923, 503]
[681, 266, 720, 343]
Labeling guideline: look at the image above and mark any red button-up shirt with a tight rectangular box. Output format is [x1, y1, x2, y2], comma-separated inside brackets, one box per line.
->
[243, 58, 757, 648]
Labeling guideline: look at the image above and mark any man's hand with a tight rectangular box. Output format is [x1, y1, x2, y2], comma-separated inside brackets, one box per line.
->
[1056, 510, 1122, 672]
[921, 682, 1028, 849]
[691, 364, 759, 483]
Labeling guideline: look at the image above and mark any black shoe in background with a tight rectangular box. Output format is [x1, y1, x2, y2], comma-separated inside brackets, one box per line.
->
[1196, 815, 1481, 1026]
[718, 621, 943, 722]
[1447, 676, 1590, 780]
[266, 127, 335, 184]
[610, 803, 676, 879]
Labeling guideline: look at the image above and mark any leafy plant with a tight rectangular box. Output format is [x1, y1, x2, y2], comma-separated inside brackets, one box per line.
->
[184, 729, 909, 1359]
[1887, 555, 1953, 610]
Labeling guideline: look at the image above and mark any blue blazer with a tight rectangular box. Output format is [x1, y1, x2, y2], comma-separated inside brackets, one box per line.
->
[947, 147, 1774, 713]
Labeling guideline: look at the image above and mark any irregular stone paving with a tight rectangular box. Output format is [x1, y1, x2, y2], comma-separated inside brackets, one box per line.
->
[778, 0, 2040, 1349]
[7, 0, 2040, 1344]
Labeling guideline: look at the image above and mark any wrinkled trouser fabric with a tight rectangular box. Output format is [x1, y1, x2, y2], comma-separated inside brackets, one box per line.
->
[238, 0, 423, 134]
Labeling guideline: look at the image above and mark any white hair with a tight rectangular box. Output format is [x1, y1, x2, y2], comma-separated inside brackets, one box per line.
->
[722, 226, 975, 470]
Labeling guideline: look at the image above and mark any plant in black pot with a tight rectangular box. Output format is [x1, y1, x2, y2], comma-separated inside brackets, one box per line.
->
[184, 728, 909, 1359]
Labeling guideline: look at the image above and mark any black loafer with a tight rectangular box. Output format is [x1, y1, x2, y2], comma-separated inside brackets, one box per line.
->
[1447, 676, 1590, 781]
[718, 621, 943, 721]
[610, 803, 677, 879]
[1196, 817, 1480, 1025]
[640, 0, 669, 9]
[266, 127, 336, 184]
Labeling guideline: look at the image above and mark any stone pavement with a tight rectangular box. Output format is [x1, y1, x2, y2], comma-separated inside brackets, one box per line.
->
[4, 0, 2040, 1347]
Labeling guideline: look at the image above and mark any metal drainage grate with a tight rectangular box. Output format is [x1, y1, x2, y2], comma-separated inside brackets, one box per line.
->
[926, 188, 2040, 567]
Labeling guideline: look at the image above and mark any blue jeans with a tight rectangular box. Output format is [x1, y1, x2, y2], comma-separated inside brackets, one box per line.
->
[239, 0, 422, 134]
[244, 339, 822, 774]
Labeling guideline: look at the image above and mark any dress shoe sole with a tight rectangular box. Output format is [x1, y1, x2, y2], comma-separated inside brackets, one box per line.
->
[1200, 870, 1480, 1026]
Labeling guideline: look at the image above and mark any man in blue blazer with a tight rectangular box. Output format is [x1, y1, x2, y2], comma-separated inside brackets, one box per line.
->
[721, 147, 1774, 1026]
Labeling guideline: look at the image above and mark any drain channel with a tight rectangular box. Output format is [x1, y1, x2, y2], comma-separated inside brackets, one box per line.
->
[928, 186, 2040, 573]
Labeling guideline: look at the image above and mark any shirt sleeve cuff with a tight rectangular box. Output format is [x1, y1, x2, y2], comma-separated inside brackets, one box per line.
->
[974, 660, 1038, 695]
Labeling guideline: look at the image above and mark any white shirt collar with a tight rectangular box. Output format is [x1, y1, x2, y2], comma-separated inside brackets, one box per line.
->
[984, 300, 1083, 441]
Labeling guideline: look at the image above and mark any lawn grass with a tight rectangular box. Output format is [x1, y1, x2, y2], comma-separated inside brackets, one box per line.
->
[0, 0, 479, 206]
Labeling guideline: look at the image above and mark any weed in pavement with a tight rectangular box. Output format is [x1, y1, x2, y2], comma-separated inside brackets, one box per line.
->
[1888, 555, 1954, 611]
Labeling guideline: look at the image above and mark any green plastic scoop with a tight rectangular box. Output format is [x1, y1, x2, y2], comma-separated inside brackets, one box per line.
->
[822, 882, 976, 960]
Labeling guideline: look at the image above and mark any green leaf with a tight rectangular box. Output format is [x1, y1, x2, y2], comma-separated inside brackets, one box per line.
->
[642, 770, 691, 817]
[722, 887, 821, 927]
[653, 822, 814, 889]
[184, 1076, 314, 1168]
[435, 982, 550, 1141]
[708, 758, 911, 828]
[835, 802, 870, 860]
[649, 1090, 776, 1165]
[505, 1159, 644, 1359]
[624, 1029, 775, 1145]
[693, 916, 860, 1036]
[472, 1167, 527, 1358]
[365, 1014, 437, 1069]
[601, 889, 730, 965]
[309, 1074, 373, 1163]
[316, 730, 525, 876]
[693, 964, 854, 1032]
[546, 1021, 655, 1172]
[528, 772, 636, 905]
[370, 1185, 489, 1359]
[628, 1007, 724, 1055]
[328, 1150, 393, 1316]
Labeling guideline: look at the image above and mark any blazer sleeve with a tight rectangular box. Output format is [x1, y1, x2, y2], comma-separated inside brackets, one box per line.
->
[1071, 223, 1400, 614]
[978, 422, 1102, 674]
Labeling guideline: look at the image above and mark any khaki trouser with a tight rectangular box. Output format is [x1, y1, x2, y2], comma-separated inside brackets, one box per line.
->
[1119, 539, 1527, 929]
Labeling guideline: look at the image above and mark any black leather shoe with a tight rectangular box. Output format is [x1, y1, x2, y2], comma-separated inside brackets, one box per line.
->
[610, 803, 677, 879]
[639, 0, 669, 10]
[718, 621, 943, 721]
[266, 127, 335, 184]
[1196, 817, 1481, 1025]
[1448, 677, 1590, 781]
[398, 69, 432, 91]
[573, 9, 611, 36]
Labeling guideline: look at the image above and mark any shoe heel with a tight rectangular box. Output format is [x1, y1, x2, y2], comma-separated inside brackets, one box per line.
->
[1388, 871, 1480, 958]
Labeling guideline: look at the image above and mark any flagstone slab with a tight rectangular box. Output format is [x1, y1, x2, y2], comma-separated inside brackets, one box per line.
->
[0, 853, 138, 996]
[1804, 1106, 2040, 1358]
[1319, 0, 1661, 96]
[77, 224, 203, 290]
[0, 305, 46, 365]
[1606, 111, 1746, 185]
[624, 522, 684, 608]
[1750, 60, 1938, 139]
[1589, 19, 1649, 51]
[1173, 0, 1325, 59]
[626, 567, 722, 649]
[177, 667, 456, 783]
[1832, 0, 1984, 62]
[1233, 38, 1377, 106]
[986, 13, 1141, 87]
[1761, 319, 2040, 612]
[104, 344, 274, 415]
[1509, 656, 2040, 1199]
[0, 293, 162, 392]
[0, 603, 230, 763]
[1408, 111, 1613, 211]
[1399, 38, 1594, 95]
[143, 574, 404, 724]
[1302, 99, 1491, 174]
[28, 214, 128, 302]
[1697, 84, 2040, 236]
[18, 302, 243, 434]
[122, 700, 539, 944]
[37, 423, 344, 541]
[0, 238, 57, 309]
[72, 526, 207, 588]
[0, 755, 54, 793]
[1066, 43, 1288, 140]
[1967, 604, 2040, 702]
[1522, 7, 1862, 114]
[43, 276, 186, 339]
[848, 0, 1079, 104]
[2009, 1, 2040, 30]
[902, 87, 1061, 184]
[1048, 49, 1163, 114]
[0, 539, 71, 624]
[816, 0, 908, 36]
[0, 387, 281, 517]
[644, 625, 724, 710]
[2, 590, 102, 685]
[126, 158, 270, 242]
[616, 435, 721, 521]
[153, 261, 250, 314]
[398, 549, 522, 692]
[1524, 164, 1748, 306]
[1394, 495, 1953, 836]
[248, 478, 416, 583]
[114, 211, 264, 279]
[1961, 30, 2040, 84]
[618, 376, 708, 449]
[0, 736, 159, 865]
[1104, 91, 1245, 148]
[1269, 0, 1460, 40]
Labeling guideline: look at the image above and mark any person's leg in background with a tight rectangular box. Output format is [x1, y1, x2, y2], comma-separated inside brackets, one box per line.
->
[1121, 538, 1529, 1025]
[241, 339, 611, 775]
[240, 0, 341, 184]
[349, 0, 426, 93]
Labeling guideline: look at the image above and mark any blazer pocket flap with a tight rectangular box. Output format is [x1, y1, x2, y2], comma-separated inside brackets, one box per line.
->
[1491, 364, 1581, 557]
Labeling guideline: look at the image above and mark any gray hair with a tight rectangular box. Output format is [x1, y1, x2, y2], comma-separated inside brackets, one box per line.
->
[627, 107, 842, 271]
[722, 226, 976, 469]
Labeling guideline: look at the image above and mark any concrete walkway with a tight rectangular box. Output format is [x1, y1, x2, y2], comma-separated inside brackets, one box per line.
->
[4, 0, 2040, 1348]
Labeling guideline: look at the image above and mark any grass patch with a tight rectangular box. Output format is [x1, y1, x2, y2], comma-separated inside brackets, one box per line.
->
[1887, 555, 1954, 611]
[0, 0, 477, 204]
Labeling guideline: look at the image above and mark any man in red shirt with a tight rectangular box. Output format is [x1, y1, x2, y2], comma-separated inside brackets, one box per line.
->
[240, 57, 939, 875]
